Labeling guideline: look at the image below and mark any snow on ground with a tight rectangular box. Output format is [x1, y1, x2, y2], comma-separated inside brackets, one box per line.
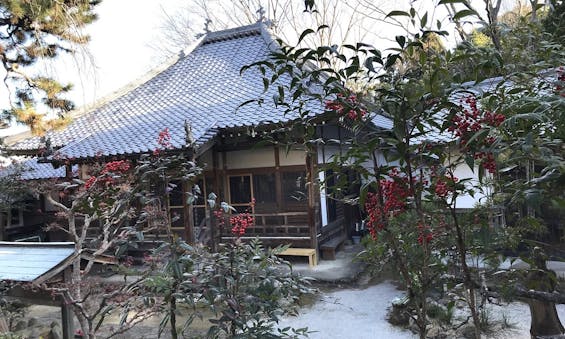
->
[279, 282, 416, 339]
[484, 301, 565, 339]
[279, 281, 565, 339]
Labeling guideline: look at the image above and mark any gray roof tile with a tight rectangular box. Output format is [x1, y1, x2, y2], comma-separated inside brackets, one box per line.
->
[0, 157, 74, 180]
[10, 23, 392, 159]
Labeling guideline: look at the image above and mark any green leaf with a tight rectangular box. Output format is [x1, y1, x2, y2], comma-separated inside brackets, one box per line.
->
[179, 242, 193, 252]
[465, 155, 475, 171]
[453, 9, 478, 21]
[395, 35, 406, 48]
[386, 10, 410, 18]
[186, 193, 195, 205]
[298, 28, 315, 44]
[207, 199, 216, 209]
[364, 57, 376, 73]
[438, 0, 467, 4]
[499, 165, 518, 173]
[465, 128, 488, 146]
[385, 54, 401, 69]
[420, 12, 428, 28]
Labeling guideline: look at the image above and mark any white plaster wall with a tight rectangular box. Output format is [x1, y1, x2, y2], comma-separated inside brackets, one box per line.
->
[452, 162, 490, 208]
[359, 150, 395, 184]
[225, 147, 276, 169]
[279, 148, 306, 166]
[319, 170, 328, 227]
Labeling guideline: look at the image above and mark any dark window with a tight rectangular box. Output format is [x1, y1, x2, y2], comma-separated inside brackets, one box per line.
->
[10, 208, 22, 226]
[282, 171, 307, 202]
[169, 180, 184, 206]
[204, 176, 216, 200]
[229, 175, 252, 204]
[253, 173, 276, 204]
[193, 179, 205, 205]
[170, 207, 185, 228]
[193, 206, 207, 228]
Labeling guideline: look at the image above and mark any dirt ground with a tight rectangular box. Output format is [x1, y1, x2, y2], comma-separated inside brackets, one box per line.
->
[13, 281, 565, 339]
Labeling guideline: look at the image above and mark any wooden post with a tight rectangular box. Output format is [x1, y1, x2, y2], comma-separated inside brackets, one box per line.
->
[61, 267, 74, 339]
[0, 308, 9, 332]
[0, 213, 4, 241]
[274, 147, 283, 209]
[306, 152, 318, 251]
[185, 181, 195, 243]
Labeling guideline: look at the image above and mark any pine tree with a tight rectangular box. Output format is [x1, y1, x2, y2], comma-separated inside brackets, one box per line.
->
[0, 0, 100, 134]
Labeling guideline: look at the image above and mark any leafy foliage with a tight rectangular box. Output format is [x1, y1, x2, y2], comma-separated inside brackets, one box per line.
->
[246, 0, 565, 337]
[543, 0, 565, 45]
[146, 238, 312, 338]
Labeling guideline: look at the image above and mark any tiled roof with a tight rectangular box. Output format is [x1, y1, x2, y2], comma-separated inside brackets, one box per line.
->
[0, 157, 74, 180]
[9, 23, 393, 160]
[0, 242, 76, 283]
[8, 23, 348, 160]
[371, 115, 393, 130]
[20, 158, 75, 180]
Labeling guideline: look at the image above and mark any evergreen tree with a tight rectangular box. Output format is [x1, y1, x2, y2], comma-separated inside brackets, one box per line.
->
[0, 0, 100, 134]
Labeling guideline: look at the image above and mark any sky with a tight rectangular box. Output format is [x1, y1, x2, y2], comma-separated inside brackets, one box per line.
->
[0, 0, 520, 137]
[47, 0, 186, 108]
[0, 0, 186, 136]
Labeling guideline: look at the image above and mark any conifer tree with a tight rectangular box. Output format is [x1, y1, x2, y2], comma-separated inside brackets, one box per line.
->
[0, 0, 100, 134]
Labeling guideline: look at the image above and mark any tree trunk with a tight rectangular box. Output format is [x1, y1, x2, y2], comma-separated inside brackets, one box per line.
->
[0, 310, 9, 333]
[170, 296, 178, 339]
[527, 248, 565, 339]
[529, 300, 565, 338]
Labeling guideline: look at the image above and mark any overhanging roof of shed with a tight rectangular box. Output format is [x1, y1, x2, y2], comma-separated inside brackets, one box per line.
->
[0, 242, 76, 285]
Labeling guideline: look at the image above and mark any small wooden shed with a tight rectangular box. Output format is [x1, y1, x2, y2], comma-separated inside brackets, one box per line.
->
[0, 241, 77, 338]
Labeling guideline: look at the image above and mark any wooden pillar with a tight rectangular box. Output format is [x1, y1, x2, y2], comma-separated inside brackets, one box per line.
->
[210, 148, 221, 251]
[185, 181, 195, 243]
[0, 213, 4, 241]
[274, 147, 283, 209]
[306, 151, 318, 250]
[61, 268, 74, 339]
[65, 164, 73, 179]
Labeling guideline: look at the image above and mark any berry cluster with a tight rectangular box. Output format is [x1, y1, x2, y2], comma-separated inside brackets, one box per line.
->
[154, 127, 173, 155]
[84, 160, 131, 190]
[417, 222, 433, 245]
[102, 160, 131, 174]
[230, 213, 254, 236]
[325, 93, 367, 121]
[448, 95, 505, 174]
[229, 199, 256, 237]
[433, 175, 458, 199]
[364, 168, 411, 240]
